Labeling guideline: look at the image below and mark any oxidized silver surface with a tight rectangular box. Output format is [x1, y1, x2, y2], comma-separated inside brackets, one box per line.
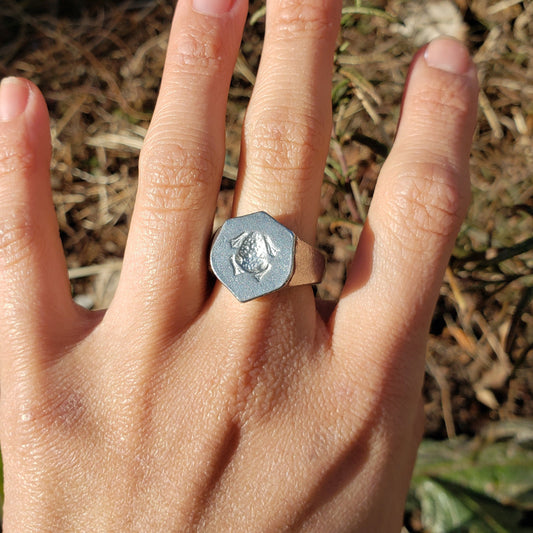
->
[210, 211, 295, 302]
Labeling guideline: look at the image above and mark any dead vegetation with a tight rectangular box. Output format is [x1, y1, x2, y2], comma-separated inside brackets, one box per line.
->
[0, 0, 531, 454]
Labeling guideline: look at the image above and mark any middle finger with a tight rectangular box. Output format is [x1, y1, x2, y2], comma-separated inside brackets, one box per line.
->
[109, 0, 247, 333]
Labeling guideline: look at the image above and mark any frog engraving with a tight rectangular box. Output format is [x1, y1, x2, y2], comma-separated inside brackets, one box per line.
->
[230, 231, 280, 281]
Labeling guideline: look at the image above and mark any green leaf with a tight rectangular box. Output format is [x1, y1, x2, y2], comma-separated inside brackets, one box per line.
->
[415, 477, 529, 533]
[332, 78, 350, 107]
[410, 421, 533, 532]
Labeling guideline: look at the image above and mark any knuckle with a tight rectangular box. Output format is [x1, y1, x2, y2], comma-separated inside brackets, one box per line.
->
[244, 111, 327, 177]
[0, 140, 34, 177]
[168, 27, 224, 74]
[139, 143, 216, 218]
[137, 143, 217, 236]
[414, 76, 474, 123]
[0, 209, 36, 269]
[384, 162, 470, 251]
[0, 139, 42, 270]
[275, 0, 339, 37]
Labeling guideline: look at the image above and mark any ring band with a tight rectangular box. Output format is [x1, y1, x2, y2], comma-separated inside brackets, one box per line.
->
[210, 211, 325, 302]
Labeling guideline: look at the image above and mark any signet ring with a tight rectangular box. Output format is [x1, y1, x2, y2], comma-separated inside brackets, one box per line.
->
[209, 211, 325, 303]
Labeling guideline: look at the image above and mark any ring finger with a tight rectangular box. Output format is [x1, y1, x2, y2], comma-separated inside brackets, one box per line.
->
[233, 0, 342, 244]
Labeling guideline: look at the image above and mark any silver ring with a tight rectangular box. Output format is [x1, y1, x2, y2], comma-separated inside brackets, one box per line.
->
[210, 211, 325, 303]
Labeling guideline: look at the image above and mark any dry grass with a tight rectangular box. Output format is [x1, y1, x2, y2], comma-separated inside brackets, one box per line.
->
[1, 0, 531, 445]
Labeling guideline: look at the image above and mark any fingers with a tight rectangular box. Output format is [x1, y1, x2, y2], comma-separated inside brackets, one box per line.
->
[111, 0, 248, 331]
[0, 78, 75, 370]
[233, 0, 342, 243]
[333, 38, 478, 374]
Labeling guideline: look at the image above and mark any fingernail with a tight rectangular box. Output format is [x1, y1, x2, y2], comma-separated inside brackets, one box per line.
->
[424, 37, 473, 75]
[0, 77, 29, 122]
[193, 0, 235, 16]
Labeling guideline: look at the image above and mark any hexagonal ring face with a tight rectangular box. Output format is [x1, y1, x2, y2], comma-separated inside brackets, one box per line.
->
[210, 211, 296, 302]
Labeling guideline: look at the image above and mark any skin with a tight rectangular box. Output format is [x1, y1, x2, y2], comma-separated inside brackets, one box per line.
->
[0, 0, 478, 531]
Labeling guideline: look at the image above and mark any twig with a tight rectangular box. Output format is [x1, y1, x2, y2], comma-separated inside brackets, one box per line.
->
[68, 261, 123, 280]
[426, 353, 456, 438]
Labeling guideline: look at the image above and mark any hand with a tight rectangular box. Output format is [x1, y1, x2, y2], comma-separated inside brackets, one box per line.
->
[0, 0, 478, 530]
